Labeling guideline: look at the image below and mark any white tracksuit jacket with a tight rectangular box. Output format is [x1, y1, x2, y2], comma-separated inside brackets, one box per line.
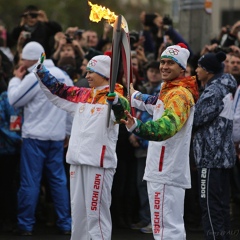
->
[8, 59, 73, 139]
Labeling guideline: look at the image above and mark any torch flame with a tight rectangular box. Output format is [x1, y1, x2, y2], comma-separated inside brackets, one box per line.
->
[88, 1, 117, 24]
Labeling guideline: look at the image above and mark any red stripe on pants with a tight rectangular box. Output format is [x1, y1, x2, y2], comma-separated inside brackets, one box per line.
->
[159, 146, 165, 171]
[100, 145, 106, 167]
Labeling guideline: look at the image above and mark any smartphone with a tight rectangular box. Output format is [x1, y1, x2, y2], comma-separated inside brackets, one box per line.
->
[23, 31, 31, 39]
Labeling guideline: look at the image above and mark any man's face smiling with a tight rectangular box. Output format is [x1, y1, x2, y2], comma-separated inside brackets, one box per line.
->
[160, 58, 184, 81]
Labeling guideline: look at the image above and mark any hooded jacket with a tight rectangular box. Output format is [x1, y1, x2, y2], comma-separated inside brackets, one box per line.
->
[193, 73, 237, 168]
[131, 76, 199, 188]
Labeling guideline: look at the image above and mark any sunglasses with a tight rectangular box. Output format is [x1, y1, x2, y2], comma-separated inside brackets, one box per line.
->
[22, 13, 38, 18]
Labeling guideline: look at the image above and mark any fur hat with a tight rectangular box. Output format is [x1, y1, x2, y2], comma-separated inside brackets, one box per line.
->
[160, 43, 190, 70]
[22, 41, 44, 60]
[198, 51, 226, 74]
[86, 55, 111, 79]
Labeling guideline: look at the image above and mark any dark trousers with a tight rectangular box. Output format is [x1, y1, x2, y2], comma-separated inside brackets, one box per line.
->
[0, 154, 20, 228]
[198, 168, 231, 240]
[136, 157, 151, 225]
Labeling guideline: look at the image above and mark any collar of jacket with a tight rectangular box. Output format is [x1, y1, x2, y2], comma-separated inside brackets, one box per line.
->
[160, 76, 199, 103]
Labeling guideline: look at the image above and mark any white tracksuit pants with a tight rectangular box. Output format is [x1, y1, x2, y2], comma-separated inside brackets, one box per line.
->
[147, 182, 186, 240]
[70, 165, 115, 240]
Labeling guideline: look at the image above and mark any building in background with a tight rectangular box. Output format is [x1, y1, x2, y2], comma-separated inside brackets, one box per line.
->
[177, 0, 240, 54]
[121, 0, 240, 54]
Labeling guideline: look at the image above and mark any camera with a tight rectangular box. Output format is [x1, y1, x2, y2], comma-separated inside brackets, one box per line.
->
[74, 29, 85, 37]
[144, 13, 173, 30]
[214, 46, 233, 54]
[65, 34, 73, 44]
[23, 31, 31, 39]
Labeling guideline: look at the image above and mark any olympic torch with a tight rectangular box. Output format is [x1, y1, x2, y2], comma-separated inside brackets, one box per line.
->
[88, 1, 133, 127]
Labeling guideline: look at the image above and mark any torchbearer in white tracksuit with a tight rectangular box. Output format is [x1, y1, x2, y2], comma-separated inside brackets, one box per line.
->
[121, 43, 199, 240]
[34, 54, 130, 240]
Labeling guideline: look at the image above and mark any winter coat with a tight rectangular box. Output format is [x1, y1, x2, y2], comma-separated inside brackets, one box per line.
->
[131, 76, 199, 188]
[35, 65, 130, 169]
[0, 91, 22, 155]
[233, 85, 240, 143]
[8, 59, 73, 140]
[193, 73, 237, 168]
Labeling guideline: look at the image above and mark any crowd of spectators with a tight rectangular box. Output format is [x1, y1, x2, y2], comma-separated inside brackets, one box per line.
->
[0, 3, 240, 239]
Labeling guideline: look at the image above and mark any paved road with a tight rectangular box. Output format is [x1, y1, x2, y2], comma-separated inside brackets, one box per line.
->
[0, 211, 239, 240]
[1, 225, 240, 240]
[0, 225, 204, 240]
[0, 227, 239, 240]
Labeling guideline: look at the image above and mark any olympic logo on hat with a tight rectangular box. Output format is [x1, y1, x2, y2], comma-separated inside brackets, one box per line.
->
[88, 59, 97, 67]
[165, 48, 179, 56]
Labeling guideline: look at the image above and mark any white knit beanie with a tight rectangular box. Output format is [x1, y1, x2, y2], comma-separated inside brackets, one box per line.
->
[86, 55, 111, 79]
[160, 43, 190, 70]
[22, 41, 45, 60]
